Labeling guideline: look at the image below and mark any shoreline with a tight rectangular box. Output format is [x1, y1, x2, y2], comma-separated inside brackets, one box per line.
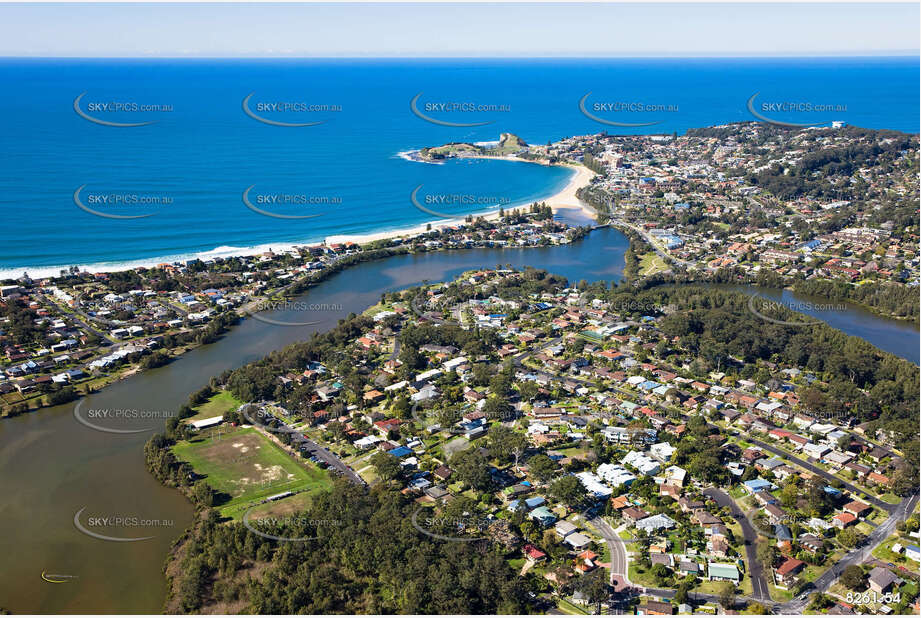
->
[1, 157, 596, 281]
[327, 156, 597, 245]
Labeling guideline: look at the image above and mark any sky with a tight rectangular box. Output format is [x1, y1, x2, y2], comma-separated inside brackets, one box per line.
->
[0, 2, 917, 57]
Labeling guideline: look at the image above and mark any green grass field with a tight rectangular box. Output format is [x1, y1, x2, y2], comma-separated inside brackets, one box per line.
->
[639, 252, 670, 276]
[872, 537, 915, 567]
[245, 491, 318, 519]
[185, 390, 243, 423]
[172, 426, 332, 518]
[556, 599, 589, 615]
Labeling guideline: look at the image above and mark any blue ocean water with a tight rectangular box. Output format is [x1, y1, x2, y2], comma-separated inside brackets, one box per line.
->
[0, 57, 917, 277]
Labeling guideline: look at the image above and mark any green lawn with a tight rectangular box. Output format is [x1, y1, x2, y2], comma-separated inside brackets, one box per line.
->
[727, 486, 747, 499]
[629, 563, 670, 588]
[507, 557, 526, 571]
[245, 491, 317, 519]
[619, 529, 640, 551]
[172, 426, 332, 518]
[872, 537, 915, 567]
[639, 252, 670, 276]
[693, 580, 739, 595]
[855, 522, 876, 536]
[556, 599, 589, 615]
[766, 582, 794, 602]
[868, 509, 889, 525]
[800, 564, 825, 584]
[185, 390, 242, 423]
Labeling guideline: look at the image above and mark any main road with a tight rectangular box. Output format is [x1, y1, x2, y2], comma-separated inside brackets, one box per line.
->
[779, 492, 918, 614]
[738, 432, 895, 513]
[611, 218, 696, 269]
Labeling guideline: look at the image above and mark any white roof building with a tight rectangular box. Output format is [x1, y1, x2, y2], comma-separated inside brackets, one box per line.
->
[662, 465, 687, 486]
[636, 513, 677, 532]
[575, 471, 613, 499]
[650, 442, 677, 462]
[384, 380, 408, 392]
[622, 450, 661, 476]
[597, 463, 637, 486]
[190, 415, 224, 430]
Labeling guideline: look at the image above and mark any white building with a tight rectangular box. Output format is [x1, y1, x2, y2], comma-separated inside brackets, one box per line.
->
[622, 450, 661, 476]
[650, 442, 676, 462]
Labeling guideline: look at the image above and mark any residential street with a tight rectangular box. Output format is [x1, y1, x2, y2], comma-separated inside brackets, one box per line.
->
[779, 492, 918, 614]
[741, 433, 895, 513]
[703, 487, 771, 602]
[588, 515, 630, 590]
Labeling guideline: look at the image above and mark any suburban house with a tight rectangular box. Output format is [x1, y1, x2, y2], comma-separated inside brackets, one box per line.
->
[708, 563, 740, 584]
[775, 558, 806, 587]
[637, 600, 674, 615]
[843, 500, 871, 519]
[868, 567, 900, 594]
[523, 543, 547, 563]
[832, 512, 857, 529]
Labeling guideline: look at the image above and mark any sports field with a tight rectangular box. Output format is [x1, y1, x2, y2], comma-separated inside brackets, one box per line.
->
[172, 426, 332, 518]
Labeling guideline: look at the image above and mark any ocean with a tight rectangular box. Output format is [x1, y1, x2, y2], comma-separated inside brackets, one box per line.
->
[0, 57, 917, 278]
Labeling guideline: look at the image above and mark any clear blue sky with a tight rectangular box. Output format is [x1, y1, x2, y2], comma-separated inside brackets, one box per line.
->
[0, 2, 917, 57]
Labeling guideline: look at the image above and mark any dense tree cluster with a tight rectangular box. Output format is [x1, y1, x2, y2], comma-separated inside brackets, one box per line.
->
[169, 482, 535, 614]
[792, 279, 918, 320]
[223, 314, 374, 402]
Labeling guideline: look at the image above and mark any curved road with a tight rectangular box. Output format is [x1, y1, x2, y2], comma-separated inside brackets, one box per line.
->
[589, 516, 629, 589]
[703, 487, 771, 602]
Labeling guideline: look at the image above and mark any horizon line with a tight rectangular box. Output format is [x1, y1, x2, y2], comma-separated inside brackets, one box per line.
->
[1, 52, 918, 59]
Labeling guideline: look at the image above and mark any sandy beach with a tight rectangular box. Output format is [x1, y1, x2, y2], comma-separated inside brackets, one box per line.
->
[7, 157, 597, 279]
[325, 156, 598, 245]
